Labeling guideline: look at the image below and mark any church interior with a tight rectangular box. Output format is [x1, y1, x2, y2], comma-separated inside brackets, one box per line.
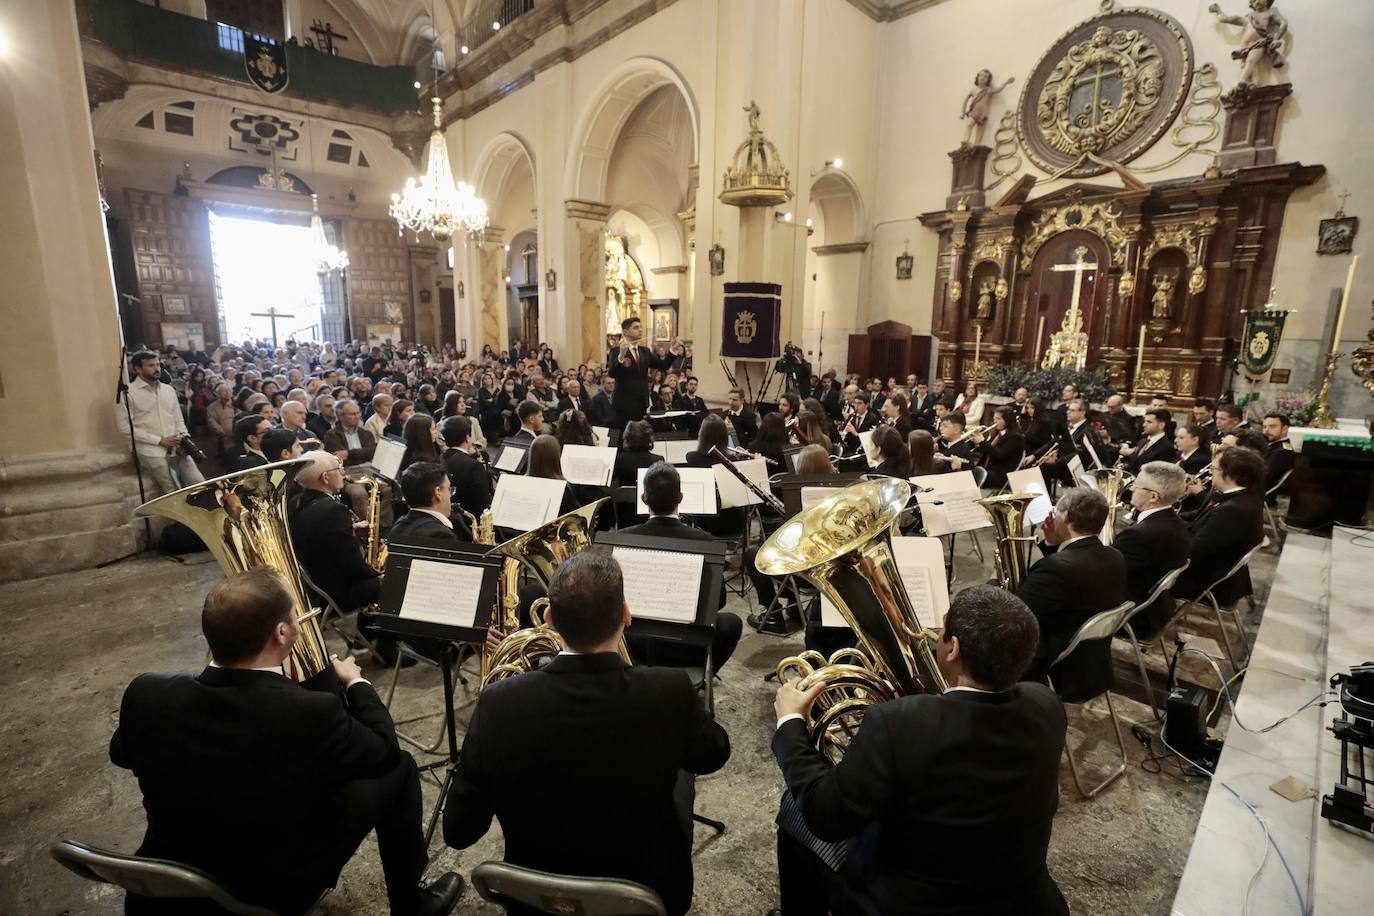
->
[3, 1, 1374, 914]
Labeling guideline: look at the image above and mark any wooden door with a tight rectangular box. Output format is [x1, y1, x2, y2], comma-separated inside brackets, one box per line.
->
[1022, 229, 1110, 364]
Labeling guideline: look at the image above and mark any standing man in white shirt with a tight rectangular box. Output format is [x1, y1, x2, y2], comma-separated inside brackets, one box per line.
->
[117, 350, 204, 496]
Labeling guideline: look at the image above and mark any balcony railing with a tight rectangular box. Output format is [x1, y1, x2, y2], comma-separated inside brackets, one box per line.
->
[87, 0, 417, 114]
[454, 0, 536, 59]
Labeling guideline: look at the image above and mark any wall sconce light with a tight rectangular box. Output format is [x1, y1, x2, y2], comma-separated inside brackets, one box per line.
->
[461, 45, 469, 55]
[825, 158, 843, 169]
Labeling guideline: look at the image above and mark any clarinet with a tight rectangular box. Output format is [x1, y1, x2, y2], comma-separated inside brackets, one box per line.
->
[708, 446, 786, 514]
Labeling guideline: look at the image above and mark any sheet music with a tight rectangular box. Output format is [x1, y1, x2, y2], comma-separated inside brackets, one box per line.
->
[650, 409, 695, 418]
[651, 441, 667, 459]
[371, 438, 405, 481]
[858, 429, 880, 467]
[592, 426, 611, 447]
[1006, 467, 1053, 525]
[821, 536, 947, 629]
[911, 471, 990, 535]
[663, 440, 694, 465]
[561, 444, 615, 486]
[491, 475, 565, 530]
[714, 457, 771, 508]
[494, 444, 526, 472]
[638, 467, 717, 515]
[613, 546, 703, 623]
[398, 559, 485, 628]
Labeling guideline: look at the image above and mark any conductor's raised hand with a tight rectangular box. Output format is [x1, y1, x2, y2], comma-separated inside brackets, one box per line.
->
[774, 677, 825, 722]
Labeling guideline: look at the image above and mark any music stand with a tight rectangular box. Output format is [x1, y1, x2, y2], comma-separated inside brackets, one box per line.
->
[492, 440, 531, 475]
[772, 472, 863, 516]
[371, 539, 502, 848]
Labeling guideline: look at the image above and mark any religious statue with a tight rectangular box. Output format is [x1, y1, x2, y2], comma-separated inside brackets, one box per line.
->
[744, 100, 761, 132]
[975, 281, 995, 319]
[960, 69, 1014, 148]
[1151, 271, 1177, 319]
[1209, 0, 1288, 86]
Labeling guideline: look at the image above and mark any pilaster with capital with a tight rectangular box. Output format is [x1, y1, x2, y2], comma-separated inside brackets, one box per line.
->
[564, 199, 611, 365]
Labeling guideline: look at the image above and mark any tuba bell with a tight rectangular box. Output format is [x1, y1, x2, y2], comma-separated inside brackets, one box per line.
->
[974, 492, 1038, 591]
[480, 498, 625, 686]
[134, 458, 330, 681]
[1079, 468, 1134, 545]
[756, 478, 947, 760]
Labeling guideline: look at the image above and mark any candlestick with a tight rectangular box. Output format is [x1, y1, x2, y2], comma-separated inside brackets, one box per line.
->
[974, 324, 982, 369]
[1332, 255, 1359, 347]
[1311, 255, 1360, 429]
[1134, 323, 1146, 396]
[1033, 315, 1046, 364]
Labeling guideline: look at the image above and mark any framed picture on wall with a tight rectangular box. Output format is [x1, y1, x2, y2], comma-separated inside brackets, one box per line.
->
[652, 308, 675, 344]
[163, 294, 189, 315]
[160, 321, 204, 349]
[365, 324, 402, 347]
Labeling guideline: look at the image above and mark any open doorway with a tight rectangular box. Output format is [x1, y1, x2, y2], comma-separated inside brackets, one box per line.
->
[208, 210, 329, 346]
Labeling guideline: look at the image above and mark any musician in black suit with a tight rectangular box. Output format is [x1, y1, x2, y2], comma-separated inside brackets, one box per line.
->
[440, 416, 493, 519]
[1100, 394, 1140, 445]
[839, 391, 881, 450]
[235, 415, 271, 469]
[933, 413, 979, 473]
[722, 387, 758, 446]
[771, 585, 1069, 916]
[261, 428, 304, 464]
[111, 568, 462, 916]
[608, 316, 685, 424]
[1118, 408, 1179, 474]
[1174, 423, 1211, 477]
[1191, 399, 1219, 445]
[1147, 395, 1178, 439]
[1017, 488, 1127, 694]
[619, 462, 742, 670]
[389, 462, 472, 543]
[1175, 446, 1266, 605]
[1215, 402, 1248, 437]
[1113, 462, 1192, 635]
[587, 377, 619, 429]
[1261, 412, 1297, 499]
[648, 383, 687, 434]
[674, 376, 708, 437]
[1053, 398, 1111, 476]
[972, 406, 1024, 490]
[443, 552, 731, 916]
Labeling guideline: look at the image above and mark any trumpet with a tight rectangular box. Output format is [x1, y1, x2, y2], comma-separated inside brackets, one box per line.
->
[1032, 444, 1060, 468]
[951, 423, 993, 446]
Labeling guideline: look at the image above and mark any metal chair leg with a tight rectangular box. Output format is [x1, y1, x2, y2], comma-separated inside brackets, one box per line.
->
[1063, 690, 1129, 800]
[692, 813, 726, 834]
[1123, 623, 1161, 720]
[1206, 591, 1243, 672]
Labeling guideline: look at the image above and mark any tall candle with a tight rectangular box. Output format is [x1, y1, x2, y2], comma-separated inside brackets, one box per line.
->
[974, 323, 982, 368]
[1034, 315, 1046, 363]
[1135, 323, 1146, 386]
[1331, 255, 1360, 349]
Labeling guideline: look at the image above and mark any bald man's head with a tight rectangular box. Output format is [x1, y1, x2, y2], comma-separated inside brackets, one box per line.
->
[280, 401, 307, 429]
[297, 450, 343, 493]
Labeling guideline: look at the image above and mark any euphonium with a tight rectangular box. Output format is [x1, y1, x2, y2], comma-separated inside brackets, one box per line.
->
[756, 478, 947, 760]
[133, 458, 330, 681]
[480, 498, 622, 687]
[974, 492, 1037, 591]
[1080, 468, 1135, 545]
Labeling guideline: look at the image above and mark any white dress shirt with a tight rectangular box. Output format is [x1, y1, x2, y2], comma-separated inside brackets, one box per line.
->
[119, 376, 187, 458]
[414, 508, 454, 528]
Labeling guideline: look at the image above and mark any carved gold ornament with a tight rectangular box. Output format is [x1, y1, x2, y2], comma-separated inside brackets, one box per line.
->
[1143, 223, 1197, 264]
[1017, 10, 1193, 179]
[1022, 198, 1128, 267]
[949, 280, 963, 303]
[720, 101, 793, 208]
[1118, 273, 1136, 300]
[994, 277, 1009, 301]
[1138, 367, 1172, 391]
[1188, 264, 1207, 295]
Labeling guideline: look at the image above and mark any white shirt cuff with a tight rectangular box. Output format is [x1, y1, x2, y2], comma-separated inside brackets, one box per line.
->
[344, 677, 371, 690]
[776, 713, 805, 730]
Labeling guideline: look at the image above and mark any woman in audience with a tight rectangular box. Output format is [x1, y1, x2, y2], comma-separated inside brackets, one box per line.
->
[185, 367, 211, 432]
[955, 381, 984, 420]
[398, 413, 442, 475]
[364, 394, 394, 440]
[476, 371, 501, 440]
[613, 420, 659, 487]
[908, 429, 936, 477]
[384, 399, 415, 439]
[416, 383, 441, 416]
[871, 425, 913, 478]
[441, 390, 466, 419]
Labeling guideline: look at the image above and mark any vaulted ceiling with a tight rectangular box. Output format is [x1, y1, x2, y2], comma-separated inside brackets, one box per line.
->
[313, 0, 478, 65]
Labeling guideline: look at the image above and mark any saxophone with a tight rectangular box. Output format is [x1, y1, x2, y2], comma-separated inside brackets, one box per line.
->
[349, 473, 387, 571]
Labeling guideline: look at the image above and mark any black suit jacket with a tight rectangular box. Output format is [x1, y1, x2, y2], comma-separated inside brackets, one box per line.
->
[723, 407, 758, 445]
[389, 508, 471, 543]
[443, 653, 730, 916]
[608, 345, 674, 423]
[1177, 449, 1210, 476]
[1264, 439, 1296, 493]
[237, 451, 268, 470]
[587, 392, 618, 428]
[1123, 434, 1178, 475]
[620, 515, 715, 542]
[1016, 537, 1126, 699]
[444, 447, 493, 517]
[1112, 508, 1191, 632]
[111, 668, 397, 915]
[773, 686, 1068, 916]
[289, 489, 380, 609]
[555, 395, 586, 416]
[613, 446, 660, 487]
[1176, 488, 1263, 604]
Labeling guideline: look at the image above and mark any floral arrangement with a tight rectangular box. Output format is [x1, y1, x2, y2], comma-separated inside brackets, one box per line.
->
[982, 362, 1116, 404]
[1268, 392, 1317, 427]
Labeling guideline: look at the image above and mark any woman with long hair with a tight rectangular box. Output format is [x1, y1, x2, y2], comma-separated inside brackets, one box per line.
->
[795, 410, 836, 456]
[442, 390, 465, 419]
[882, 391, 914, 438]
[907, 429, 936, 477]
[613, 420, 659, 487]
[955, 381, 984, 421]
[1020, 398, 1057, 464]
[528, 433, 603, 517]
[399, 413, 442, 474]
[794, 443, 836, 475]
[555, 409, 597, 448]
[185, 367, 210, 432]
[384, 399, 415, 439]
[686, 415, 730, 467]
[777, 391, 802, 443]
[973, 405, 1025, 490]
[749, 411, 790, 471]
[871, 426, 912, 478]
[416, 383, 441, 416]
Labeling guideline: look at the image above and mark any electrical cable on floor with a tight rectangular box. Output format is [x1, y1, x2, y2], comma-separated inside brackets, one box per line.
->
[1180, 647, 1336, 734]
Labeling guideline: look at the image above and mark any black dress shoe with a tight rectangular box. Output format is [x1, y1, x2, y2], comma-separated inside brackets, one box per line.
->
[417, 872, 464, 916]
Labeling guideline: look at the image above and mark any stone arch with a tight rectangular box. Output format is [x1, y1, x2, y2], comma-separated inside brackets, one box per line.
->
[564, 57, 699, 204]
[472, 130, 538, 207]
[808, 167, 866, 245]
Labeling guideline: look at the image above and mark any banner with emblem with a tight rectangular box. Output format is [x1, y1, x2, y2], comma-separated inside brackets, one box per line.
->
[1239, 308, 1290, 380]
[244, 35, 289, 93]
[720, 282, 781, 358]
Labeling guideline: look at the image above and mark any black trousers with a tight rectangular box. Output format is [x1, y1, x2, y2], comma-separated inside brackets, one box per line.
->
[776, 829, 840, 916]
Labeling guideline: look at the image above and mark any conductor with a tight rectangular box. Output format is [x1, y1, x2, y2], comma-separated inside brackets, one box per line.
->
[608, 316, 687, 425]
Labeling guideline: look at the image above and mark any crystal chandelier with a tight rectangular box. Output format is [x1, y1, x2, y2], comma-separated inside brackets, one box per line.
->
[310, 194, 349, 275]
[390, 96, 488, 242]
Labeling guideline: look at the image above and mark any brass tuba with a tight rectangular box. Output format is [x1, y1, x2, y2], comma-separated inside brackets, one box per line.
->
[975, 492, 1037, 591]
[134, 458, 330, 681]
[756, 478, 947, 760]
[1079, 468, 1134, 545]
[480, 498, 624, 686]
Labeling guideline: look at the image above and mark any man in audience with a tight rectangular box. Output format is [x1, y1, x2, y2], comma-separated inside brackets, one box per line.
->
[390, 462, 471, 542]
[307, 393, 337, 439]
[1016, 488, 1126, 692]
[911, 381, 938, 426]
[118, 349, 205, 495]
[441, 416, 493, 520]
[588, 376, 618, 429]
[675, 376, 708, 438]
[649, 383, 686, 434]
[1175, 446, 1266, 605]
[443, 552, 730, 916]
[1174, 423, 1211, 476]
[280, 401, 314, 443]
[771, 585, 1068, 916]
[507, 400, 544, 444]
[1260, 412, 1296, 498]
[1119, 408, 1178, 474]
[111, 567, 462, 916]
[619, 462, 742, 671]
[529, 374, 558, 407]
[1113, 462, 1191, 635]
[723, 387, 758, 446]
[206, 382, 237, 460]
[235, 415, 272, 469]
[556, 379, 586, 415]
[323, 398, 388, 523]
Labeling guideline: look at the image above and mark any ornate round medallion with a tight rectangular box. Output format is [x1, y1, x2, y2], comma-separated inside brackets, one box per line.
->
[1016, 9, 1193, 178]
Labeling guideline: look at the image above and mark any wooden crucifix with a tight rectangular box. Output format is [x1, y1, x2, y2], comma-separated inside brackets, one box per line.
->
[251, 307, 294, 348]
[1044, 246, 1097, 369]
[308, 20, 348, 56]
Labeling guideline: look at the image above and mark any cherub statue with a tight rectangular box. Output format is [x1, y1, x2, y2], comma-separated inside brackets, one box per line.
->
[1151, 272, 1177, 319]
[975, 281, 995, 319]
[1209, 0, 1288, 86]
[960, 69, 1014, 148]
